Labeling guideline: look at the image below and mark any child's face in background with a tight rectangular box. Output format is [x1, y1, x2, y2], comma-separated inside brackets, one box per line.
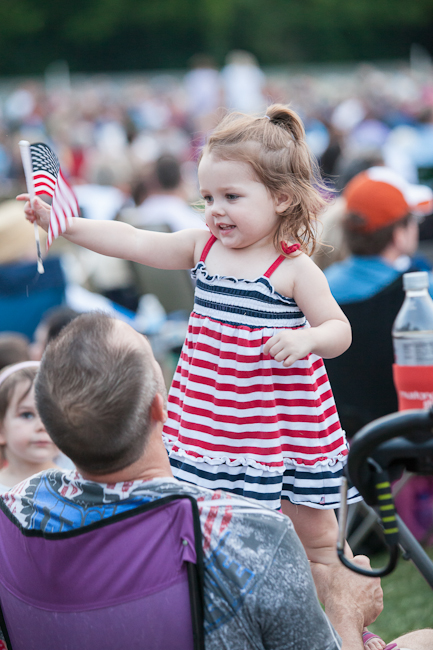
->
[199, 153, 282, 250]
[0, 381, 58, 467]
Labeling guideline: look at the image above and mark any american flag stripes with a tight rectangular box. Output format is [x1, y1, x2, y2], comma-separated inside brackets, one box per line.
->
[29, 142, 79, 249]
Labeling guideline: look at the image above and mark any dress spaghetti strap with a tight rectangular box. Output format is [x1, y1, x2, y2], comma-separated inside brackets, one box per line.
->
[200, 235, 217, 262]
[200, 236, 299, 277]
[264, 243, 300, 278]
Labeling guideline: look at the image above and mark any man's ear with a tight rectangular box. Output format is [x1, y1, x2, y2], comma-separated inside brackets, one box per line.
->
[0, 427, 6, 446]
[150, 392, 168, 424]
[392, 224, 408, 252]
[274, 193, 292, 214]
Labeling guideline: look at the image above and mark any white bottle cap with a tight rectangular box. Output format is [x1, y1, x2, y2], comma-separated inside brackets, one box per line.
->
[403, 271, 429, 291]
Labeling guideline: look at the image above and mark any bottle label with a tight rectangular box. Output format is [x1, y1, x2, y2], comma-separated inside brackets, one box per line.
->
[393, 364, 433, 410]
[393, 337, 433, 365]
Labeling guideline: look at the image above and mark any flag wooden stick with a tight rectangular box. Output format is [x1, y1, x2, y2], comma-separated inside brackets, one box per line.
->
[19, 140, 44, 274]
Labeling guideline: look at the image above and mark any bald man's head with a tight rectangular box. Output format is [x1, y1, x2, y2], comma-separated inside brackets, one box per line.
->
[36, 313, 160, 475]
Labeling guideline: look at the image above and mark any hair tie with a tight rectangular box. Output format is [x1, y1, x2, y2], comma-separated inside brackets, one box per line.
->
[264, 115, 271, 121]
[0, 361, 40, 388]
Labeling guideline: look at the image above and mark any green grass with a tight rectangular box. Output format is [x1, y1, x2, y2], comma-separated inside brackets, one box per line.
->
[368, 546, 433, 641]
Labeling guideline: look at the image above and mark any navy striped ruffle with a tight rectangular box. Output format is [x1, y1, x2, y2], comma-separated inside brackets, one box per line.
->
[170, 456, 361, 511]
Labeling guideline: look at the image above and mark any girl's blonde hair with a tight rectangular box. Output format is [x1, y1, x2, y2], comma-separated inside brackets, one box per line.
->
[0, 366, 38, 429]
[201, 104, 330, 255]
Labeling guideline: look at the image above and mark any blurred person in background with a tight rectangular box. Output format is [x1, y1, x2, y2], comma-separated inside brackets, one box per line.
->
[0, 334, 30, 371]
[221, 50, 266, 114]
[30, 306, 79, 361]
[73, 165, 129, 223]
[184, 54, 222, 133]
[71, 107, 132, 223]
[122, 154, 205, 232]
[314, 153, 386, 271]
[313, 196, 349, 271]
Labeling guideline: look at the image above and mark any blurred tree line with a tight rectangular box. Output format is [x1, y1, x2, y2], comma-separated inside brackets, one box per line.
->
[1, 0, 432, 74]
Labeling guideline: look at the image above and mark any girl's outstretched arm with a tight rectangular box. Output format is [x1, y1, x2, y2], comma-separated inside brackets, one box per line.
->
[17, 194, 208, 270]
[264, 254, 351, 366]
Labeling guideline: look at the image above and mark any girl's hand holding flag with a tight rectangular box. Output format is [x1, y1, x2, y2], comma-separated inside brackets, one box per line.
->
[17, 194, 52, 232]
[16, 142, 80, 273]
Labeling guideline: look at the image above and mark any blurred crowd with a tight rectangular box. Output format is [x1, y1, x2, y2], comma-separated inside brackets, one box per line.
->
[1, 52, 433, 202]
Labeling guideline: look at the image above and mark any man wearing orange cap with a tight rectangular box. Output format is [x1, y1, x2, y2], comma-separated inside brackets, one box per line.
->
[324, 167, 433, 436]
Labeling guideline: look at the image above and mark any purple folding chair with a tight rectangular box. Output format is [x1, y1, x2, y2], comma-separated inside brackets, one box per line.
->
[0, 494, 204, 650]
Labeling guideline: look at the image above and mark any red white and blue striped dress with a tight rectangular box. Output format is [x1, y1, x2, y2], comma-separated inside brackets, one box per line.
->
[164, 235, 360, 510]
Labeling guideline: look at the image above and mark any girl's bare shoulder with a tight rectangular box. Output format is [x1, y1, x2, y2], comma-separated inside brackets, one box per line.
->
[272, 249, 324, 297]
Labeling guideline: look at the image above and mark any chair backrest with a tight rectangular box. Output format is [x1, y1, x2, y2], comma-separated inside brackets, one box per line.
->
[325, 274, 405, 438]
[0, 495, 204, 650]
[128, 224, 195, 314]
[0, 258, 66, 338]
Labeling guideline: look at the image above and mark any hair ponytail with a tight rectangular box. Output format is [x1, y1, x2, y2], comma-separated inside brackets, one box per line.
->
[265, 105, 306, 143]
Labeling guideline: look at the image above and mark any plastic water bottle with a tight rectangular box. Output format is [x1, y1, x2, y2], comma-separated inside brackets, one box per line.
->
[392, 271, 433, 366]
[392, 273, 433, 543]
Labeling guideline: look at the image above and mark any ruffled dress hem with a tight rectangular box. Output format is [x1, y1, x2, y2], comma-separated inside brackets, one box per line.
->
[164, 435, 349, 473]
[167, 443, 361, 510]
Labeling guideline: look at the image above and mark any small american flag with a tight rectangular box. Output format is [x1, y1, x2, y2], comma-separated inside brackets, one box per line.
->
[29, 142, 80, 249]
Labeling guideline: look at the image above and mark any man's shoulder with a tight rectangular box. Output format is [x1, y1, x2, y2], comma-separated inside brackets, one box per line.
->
[0, 471, 292, 544]
[325, 256, 401, 303]
[185, 483, 293, 550]
[0, 470, 169, 533]
[142, 478, 294, 551]
[0, 469, 107, 533]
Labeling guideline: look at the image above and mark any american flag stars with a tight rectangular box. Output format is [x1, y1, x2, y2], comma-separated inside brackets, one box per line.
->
[29, 142, 80, 249]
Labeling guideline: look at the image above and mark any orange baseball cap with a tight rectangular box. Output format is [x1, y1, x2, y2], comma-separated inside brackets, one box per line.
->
[343, 167, 433, 233]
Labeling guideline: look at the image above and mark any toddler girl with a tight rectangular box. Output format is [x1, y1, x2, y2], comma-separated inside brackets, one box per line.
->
[19, 104, 360, 569]
[0, 361, 59, 493]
